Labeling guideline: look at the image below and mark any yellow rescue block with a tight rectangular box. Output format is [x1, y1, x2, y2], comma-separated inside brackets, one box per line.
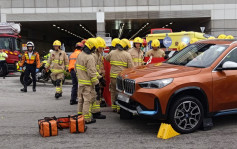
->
[157, 123, 180, 139]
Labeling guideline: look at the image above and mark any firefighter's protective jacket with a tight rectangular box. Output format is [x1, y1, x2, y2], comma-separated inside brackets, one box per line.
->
[145, 49, 165, 58]
[75, 51, 99, 86]
[128, 47, 144, 67]
[92, 50, 104, 77]
[45, 49, 69, 74]
[105, 49, 134, 78]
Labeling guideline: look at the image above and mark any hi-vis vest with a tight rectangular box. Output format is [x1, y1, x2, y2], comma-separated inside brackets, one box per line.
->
[19, 51, 40, 68]
[68, 49, 81, 72]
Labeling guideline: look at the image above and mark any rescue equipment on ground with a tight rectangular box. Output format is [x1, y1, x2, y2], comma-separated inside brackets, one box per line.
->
[69, 115, 87, 133]
[38, 117, 58, 137]
[38, 115, 86, 137]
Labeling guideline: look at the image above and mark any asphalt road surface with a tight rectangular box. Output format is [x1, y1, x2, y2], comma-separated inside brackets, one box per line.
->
[1, 74, 237, 149]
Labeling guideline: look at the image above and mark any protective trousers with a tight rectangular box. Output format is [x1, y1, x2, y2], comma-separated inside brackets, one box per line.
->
[91, 89, 100, 114]
[51, 72, 64, 93]
[24, 64, 36, 89]
[110, 78, 120, 112]
[70, 69, 78, 102]
[78, 85, 93, 122]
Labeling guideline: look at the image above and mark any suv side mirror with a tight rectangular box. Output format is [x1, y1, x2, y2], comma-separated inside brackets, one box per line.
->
[218, 61, 237, 71]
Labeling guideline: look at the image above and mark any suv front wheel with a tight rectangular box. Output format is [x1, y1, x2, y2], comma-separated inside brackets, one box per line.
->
[169, 96, 204, 134]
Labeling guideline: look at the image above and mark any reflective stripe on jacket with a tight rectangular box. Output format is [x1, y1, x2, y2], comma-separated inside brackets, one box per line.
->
[19, 51, 41, 68]
[45, 49, 69, 74]
[75, 51, 99, 86]
[105, 49, 134, 78]
[128, 47, 144, 67]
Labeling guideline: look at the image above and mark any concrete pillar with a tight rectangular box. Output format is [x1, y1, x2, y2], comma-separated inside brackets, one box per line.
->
[96, 12, 105, 37]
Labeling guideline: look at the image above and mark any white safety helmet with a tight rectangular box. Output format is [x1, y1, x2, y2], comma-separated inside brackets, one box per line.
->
[26, 41, 35, 50]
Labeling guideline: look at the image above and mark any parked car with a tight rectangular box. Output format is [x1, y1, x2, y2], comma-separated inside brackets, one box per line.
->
[116, 39, 237, 134]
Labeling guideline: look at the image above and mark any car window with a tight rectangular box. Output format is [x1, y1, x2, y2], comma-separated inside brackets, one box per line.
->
[166, 44, 227, 68]
[221, 48, 237, 64]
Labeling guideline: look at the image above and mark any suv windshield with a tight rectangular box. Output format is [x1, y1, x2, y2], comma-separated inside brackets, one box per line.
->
[166, 44, 228, 68]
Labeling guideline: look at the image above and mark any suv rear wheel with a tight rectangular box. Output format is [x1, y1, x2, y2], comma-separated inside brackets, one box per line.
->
[169, 96, 204, 134]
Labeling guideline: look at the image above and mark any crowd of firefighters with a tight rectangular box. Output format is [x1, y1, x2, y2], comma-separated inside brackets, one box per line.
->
[0, 33, 234, 124]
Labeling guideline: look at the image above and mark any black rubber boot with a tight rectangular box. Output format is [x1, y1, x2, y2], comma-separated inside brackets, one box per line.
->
[93, 112, 106, 119]
[33, 87, 36, 92]
[85, 118, 96, 124]
[21, 86, 27, 92]
[55, 93, 62, 99]
[70, 100, 78, 105]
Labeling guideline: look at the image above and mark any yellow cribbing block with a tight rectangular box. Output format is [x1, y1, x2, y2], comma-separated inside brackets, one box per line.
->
[157, 123, 180, 139]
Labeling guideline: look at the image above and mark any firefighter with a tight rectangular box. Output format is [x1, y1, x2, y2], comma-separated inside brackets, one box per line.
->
[19, 41, 40, 92]
[218, 34, 226, 39]
[208, 36, 215, 39]
[128, 37, 144, 67]
[225, 35, 234, 39]
[45, 40, 69, 99]
[75, 38, 100, 124]
[0, 48, 8, 79]
[90, 37, 106, 119]
[105, 39, 134, 112]
[145, 39, 165, 58]
[110, 38, 120, 51]
[122, 38, 131, 51]
[68, 42, 83, 105]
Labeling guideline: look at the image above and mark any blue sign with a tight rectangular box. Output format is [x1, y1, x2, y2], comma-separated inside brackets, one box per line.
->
[163, 36, 172, 48]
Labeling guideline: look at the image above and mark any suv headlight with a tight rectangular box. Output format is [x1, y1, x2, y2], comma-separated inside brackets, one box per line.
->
[139, 78, 173, 89]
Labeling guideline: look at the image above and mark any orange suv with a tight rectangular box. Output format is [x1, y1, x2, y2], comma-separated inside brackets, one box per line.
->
[116, 39, 237, 134]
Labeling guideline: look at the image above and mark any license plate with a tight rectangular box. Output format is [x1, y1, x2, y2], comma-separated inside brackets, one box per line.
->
[117, 93, 130, 103]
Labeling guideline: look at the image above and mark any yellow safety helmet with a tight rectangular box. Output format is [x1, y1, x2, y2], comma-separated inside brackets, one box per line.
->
[177, 42, 187, 51]
[218, 34, 226, 39]
[151, 39, 160, 48]
[53, 40, 61, 46]
[190, 38, 198, 44]
[85, 38, 98, 50]
[122, 38, 131, 48]
[111, 38, 120, 47]
[225, 35, 234, 39]
[96, 37, 106, 48]
[133, 37, 143, 44]
[208, 36, 215, 39]
[118, 39, 128, 49]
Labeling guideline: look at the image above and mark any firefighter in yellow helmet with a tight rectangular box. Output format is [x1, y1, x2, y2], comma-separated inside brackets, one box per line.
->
[128, 37, 144, 67]
[190, 38, 198, 44]
[122, 38, 131, 51]
[75, 38, 99, 124]
[218, 34, 226, 39]
[208, 36, 215, 39]
[177, 42, 187, 51]
[111, 38, 120, 51]
[105, 39, 134, 112]
[145, 39, 165, 58]
[91, 37, 106, 119]
[45, 40, 69, 99]
[225, 35, 234, 39]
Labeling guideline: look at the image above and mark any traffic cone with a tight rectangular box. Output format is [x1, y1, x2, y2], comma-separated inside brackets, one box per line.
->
[157, 123, 180, 139]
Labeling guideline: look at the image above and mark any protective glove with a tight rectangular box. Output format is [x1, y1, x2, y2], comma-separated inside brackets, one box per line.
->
[95, 84, 100, 100]
[36, 69, 39, 73]
[99, 77, 106, 87]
